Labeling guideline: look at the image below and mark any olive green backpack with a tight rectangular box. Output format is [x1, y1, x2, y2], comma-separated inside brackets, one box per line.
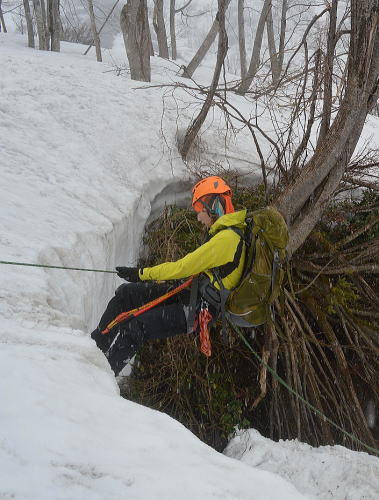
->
[227, 206, 288, 326]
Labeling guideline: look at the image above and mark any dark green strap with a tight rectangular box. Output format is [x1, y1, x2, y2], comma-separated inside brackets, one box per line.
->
[211, 269, 230, 344]
[187, 275, 199, 333]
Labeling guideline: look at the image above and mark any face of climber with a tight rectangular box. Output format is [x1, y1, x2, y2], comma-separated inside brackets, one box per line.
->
[197, 208, 213, 228]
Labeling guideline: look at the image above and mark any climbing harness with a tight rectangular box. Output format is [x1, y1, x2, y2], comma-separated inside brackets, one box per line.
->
[101, 277, 194, 334]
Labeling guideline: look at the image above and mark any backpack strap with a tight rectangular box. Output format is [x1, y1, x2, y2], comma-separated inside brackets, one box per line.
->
[227, 226, 246, 240]
[210, 269, 230, 344]
[212, 226, 246, 281]
[231, 218, 256, 288]
[186, 275, 199, 333]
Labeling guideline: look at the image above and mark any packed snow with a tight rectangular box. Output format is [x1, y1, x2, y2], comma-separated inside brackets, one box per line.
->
[225, 429, 379, 500]
[0, 32, 378, 500]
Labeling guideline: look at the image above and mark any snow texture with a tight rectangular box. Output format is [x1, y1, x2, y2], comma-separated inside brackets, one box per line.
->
[225, 429, 379, 500]
[0, 32, 378, 500]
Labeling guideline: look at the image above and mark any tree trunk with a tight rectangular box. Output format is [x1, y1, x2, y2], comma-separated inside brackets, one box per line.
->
[48, 0, 61, 52]
[318, 0, 338, 143]
[170, 0, 176, 60]
[32, 0, 48, 50]
[120, 0, 151, 82]
[0, 1, 7, 33]
[181, 0, 231, 79]
[238, 0, 247, 80]
[180, 0, 228, 159]
[23, 0, 35, 47]
[87, 0, 102, 61]
[41, 0, 50, 49]
[278, 0, 288, 74]
[237, 0, 271, 94]
[266, 0, 280, 84]
[148, 15, 154, 56]
[153, 0, 169, 59]
[275, 0, 379, 256]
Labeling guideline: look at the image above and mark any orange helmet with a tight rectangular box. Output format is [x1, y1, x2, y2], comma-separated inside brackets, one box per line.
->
[192, 176, 234, 215]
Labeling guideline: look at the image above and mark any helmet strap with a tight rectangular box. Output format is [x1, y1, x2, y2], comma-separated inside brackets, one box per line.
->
[199, 195, 225, 218]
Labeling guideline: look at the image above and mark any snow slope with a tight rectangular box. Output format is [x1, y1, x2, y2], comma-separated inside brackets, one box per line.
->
[0, 33, 378, 500]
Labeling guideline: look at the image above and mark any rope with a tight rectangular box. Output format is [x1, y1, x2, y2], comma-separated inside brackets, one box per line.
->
[0, 260, 116, 274]
[199, 304, 212, 357]
[229, 321, 379, 457]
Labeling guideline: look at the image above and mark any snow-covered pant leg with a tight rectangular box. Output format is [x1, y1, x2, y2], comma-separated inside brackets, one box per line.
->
[91, 282, 189, 375]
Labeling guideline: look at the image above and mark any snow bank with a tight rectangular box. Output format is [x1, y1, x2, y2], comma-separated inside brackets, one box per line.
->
[225, 429, 379, 500]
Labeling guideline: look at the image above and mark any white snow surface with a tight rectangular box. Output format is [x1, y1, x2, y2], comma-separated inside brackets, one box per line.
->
[225, 429, 379, 500]
[0, 33, 378, 499]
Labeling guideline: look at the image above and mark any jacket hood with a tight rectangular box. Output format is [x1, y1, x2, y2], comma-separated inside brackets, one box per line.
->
[208, 209, 247, 235]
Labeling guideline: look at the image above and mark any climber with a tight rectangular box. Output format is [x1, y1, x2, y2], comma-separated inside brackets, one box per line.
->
[90, 176, 246, 376]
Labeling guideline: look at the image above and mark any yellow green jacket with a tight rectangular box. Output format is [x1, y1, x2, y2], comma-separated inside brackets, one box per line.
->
[139, 210, 247, 290]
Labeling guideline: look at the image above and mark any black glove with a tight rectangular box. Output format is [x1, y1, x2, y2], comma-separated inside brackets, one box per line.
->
[115, 266, 141, 282]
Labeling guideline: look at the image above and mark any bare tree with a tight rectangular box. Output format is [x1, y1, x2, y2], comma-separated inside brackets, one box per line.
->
[266, 0, 280, 84]
[87, 0, 102, 61]
[318, 0, 338, 144]
[153, 0, 169, 59]
[170, 0, 177, 61]
[27, 0, 61, 51]
[32, 0, 48, 49]
[238, 0, 247, 80]
[180, 0, 228, 159]
[41, 0, 49, 48]
[120, 0, 151, 82]
[278, 0, 288, 74]
[237, 0, 271, 94]
[0, 0, 7, 32]
[169, 0, 176, 59]
[48, 0, 61, 52]
[265, 0, 289, 82]
[181, 0, 231, 79]
[23, 0, 35, 47]
[275, 0, 379, 256]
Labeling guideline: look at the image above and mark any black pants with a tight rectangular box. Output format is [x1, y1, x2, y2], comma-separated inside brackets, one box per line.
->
[91, 282, 190, 376]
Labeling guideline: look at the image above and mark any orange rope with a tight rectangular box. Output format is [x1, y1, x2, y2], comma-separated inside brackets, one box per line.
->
[199, 306, 213, 357]
[101, 277, 194, 334]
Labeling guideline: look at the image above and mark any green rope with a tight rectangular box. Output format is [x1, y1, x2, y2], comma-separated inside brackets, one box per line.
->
[229, 321, 379, 457]
[0, 260, 116, 273]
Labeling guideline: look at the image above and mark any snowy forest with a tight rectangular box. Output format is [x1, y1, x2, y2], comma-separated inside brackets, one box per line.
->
[0, 1, 379, 499]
